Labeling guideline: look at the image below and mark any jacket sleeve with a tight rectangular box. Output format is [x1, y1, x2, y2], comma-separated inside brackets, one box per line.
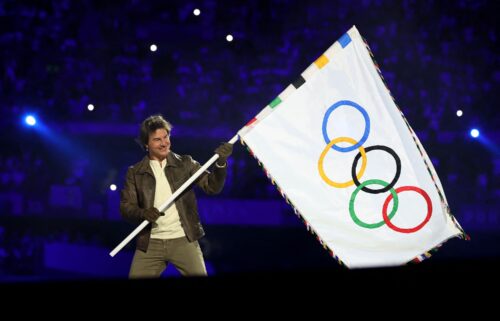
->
[189, 156, 227, 195]
[120, 167, 145, 224]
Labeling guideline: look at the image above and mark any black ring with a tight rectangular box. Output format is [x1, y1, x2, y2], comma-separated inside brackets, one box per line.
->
[351, 145, 401, 194]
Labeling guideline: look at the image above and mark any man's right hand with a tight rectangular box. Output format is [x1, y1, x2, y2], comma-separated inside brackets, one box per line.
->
[143, 207, 163, 222]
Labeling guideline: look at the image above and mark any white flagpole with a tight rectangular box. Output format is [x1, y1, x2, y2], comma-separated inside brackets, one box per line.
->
[109, 134, 239, 257]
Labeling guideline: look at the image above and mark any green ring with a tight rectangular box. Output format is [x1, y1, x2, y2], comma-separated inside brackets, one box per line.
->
[349, 179, 399, 229]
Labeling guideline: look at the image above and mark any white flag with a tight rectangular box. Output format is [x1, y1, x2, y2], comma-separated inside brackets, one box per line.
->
[238, 26, 466, 268]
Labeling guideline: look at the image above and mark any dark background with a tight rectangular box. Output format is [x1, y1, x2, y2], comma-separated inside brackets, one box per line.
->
[0, 0, 498, 283]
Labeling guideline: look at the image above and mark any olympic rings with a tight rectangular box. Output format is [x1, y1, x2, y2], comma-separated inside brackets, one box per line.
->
[318, 99, 433, 234]
[349, 179, 399, 229]
[382, 186, 432, 233]
[351, 145, 401, 194]
[322, 100, 371, 152]
[318, 137, 367, 188]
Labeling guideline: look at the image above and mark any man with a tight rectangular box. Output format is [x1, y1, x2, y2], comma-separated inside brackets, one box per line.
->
[120, 114, 232, 278]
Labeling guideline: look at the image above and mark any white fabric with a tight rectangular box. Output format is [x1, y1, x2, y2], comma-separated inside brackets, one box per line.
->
[239, 26, 463, 268]
[149, 159, 185, 239]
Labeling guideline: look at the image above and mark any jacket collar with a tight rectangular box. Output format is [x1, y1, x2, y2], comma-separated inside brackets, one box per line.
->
[136, 151, 180, 175]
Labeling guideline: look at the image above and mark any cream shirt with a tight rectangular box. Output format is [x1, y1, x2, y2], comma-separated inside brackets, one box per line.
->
[149, 158, 185, 239]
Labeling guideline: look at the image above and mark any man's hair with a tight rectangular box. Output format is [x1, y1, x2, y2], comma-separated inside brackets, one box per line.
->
[138, 115, 172, 149]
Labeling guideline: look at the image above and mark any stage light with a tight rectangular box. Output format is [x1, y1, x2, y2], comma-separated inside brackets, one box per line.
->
[87, 104, 95, 111]
[456, 110, 463, 117]
[470, 128, 480, 138]
[193, 8, 201, 16]
[150, 44, 157, 52]
[226, 34, 233, 42]
[110, 184, 117, 191]
[25, 115, 37, 126]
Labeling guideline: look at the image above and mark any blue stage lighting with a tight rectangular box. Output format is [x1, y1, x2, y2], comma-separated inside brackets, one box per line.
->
[25, 115, 37, 126]
[470, 128, 480, 138]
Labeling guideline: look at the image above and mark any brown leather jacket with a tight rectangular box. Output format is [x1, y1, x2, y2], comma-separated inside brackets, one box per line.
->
[119, 151, 227, 252]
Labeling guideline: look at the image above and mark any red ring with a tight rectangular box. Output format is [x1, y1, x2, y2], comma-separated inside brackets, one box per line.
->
[382, 186, 432, 233]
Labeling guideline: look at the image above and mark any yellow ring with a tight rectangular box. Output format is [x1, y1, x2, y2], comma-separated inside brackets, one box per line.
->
[318, 137, 367, 188]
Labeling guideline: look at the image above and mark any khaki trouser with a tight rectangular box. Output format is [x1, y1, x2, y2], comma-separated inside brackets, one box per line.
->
[129, 237, 207, 278]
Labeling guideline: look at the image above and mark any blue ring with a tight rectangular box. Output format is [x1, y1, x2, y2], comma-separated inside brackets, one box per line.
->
[322, 100, 371, 152]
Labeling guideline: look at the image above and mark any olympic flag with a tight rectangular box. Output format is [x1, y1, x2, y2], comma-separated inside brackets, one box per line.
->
[238, 26, 466, 268]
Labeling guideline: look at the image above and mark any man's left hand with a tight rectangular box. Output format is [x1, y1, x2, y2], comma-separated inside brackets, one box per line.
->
[214, 142, 233, 166]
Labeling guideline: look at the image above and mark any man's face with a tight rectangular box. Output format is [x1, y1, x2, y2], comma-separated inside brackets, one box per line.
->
[147, 128, 170, 161]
